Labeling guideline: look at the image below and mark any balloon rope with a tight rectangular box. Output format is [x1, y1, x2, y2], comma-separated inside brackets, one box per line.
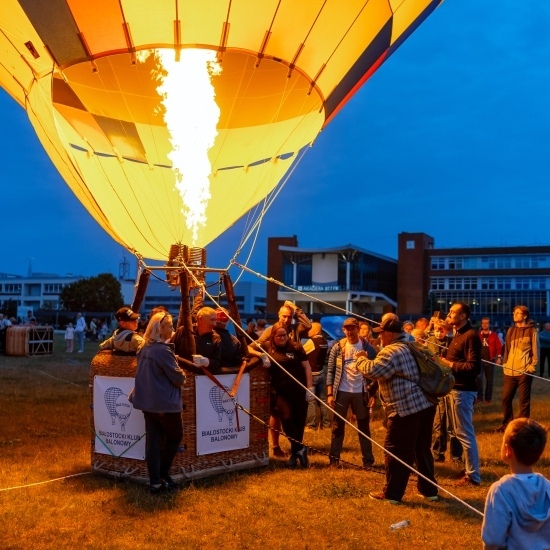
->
[181, 262, 484, 517]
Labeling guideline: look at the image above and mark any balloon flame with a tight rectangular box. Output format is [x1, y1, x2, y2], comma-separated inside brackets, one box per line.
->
[138, 49, 221, 243]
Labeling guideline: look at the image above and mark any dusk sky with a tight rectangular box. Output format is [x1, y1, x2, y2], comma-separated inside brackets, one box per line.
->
[1, 1, 549, 285]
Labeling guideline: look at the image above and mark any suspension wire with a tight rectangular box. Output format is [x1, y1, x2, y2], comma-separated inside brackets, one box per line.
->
[180, 263, 484, 517]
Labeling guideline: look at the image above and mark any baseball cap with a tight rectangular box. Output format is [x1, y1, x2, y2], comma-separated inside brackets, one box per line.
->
[216, 308, 230, 323]
[115, 307, 139, 322]
[373, 318, 403, 334]
[342, 318, 359, 328]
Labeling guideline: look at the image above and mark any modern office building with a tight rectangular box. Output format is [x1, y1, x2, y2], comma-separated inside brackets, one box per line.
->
[398, 232, 550, 325]
[267, 237, 397, 318]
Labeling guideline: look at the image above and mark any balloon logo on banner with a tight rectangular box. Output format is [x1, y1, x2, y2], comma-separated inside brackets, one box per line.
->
[104, 387, 133, 432]
[209, 386, 237, 426]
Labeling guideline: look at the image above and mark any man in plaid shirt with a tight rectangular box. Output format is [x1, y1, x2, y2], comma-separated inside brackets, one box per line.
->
[356, 316, 438, 504]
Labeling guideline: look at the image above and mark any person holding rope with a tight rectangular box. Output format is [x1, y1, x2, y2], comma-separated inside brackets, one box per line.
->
[326, 317, 377, 469]
[249, 301, 312, 457]
[355, 316, 439, 504]
[257, 322, 314, 468]
[129, 312, 186, 494]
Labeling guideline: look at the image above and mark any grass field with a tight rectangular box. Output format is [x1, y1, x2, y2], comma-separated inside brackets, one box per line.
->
[1, 335, 549, 549]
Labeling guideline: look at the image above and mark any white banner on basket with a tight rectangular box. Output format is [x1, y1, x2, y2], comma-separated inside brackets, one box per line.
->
[195, 373, 250, 456]
[93, 375, 146, 460]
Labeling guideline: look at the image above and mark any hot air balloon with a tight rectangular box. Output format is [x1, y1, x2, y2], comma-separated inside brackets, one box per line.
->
[0, 0, 442, 263]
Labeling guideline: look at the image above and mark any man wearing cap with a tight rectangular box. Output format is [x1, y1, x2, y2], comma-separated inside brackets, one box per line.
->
[99, 307, 144, 354]
[214, 307, 244, 368]
[172, 306, 222, 374]
[441, 302, 482, 487]
[326, 317, 377, 468]
[355, 317, 438, 504]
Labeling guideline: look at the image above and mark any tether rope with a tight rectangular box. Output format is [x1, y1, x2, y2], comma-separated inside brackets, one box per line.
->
[0, 472, 91, 492]
[181, 264, 485, 517]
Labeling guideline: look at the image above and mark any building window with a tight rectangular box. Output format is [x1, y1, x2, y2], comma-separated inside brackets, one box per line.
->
[431, 257, 445, 270]
[496, 278, 512, 290]
[44, 284, 63, 293]
[4, 284, 22, 293]
[463, 277, 478, 290]
[448, 257, 463, 270]
[406, 240, 415, 249]
[448, 278, 462, 290]
[431, 277, 446, 290]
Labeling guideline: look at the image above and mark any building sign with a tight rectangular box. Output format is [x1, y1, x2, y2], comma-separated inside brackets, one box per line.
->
[297, 284, 342, 292]
[195, 373, 250, 456]
[93, 375, 146, 460]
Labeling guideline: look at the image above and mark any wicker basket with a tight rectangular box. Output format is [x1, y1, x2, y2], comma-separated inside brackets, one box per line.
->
[90, 351, 270, 483]
[5, 326, 54, 356]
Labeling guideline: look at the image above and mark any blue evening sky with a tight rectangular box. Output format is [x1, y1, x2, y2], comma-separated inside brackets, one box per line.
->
[1, 0, 548, 282]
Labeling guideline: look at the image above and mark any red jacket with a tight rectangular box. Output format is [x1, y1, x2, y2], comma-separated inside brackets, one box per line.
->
[478, 330, 503, 361]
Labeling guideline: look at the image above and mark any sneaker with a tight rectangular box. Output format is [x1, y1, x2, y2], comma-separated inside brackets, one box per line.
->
[475, 398, 483, 405]
[272, 446, 287, 457]
[369, 491, 401, 505]
[454, 475, 480, 487]
[296, 447, 309, 468]
[417, 493, 440, 502]
[362, 460, 375, 470]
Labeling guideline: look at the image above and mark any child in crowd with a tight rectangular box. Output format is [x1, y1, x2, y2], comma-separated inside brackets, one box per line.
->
[99, 307, 144, 354]
[482, 418, 550, 549]
[65, 322, 74, 353]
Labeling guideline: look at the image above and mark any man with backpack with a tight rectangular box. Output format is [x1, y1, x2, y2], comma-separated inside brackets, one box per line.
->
[441, 302, 482, 487]
[326, 317, 377, 469]
[355, 316, 438, 504]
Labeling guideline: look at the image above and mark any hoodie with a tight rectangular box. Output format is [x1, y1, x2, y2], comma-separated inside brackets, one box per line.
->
[482, 473, 550, 550]
[503, 322, 539, 376]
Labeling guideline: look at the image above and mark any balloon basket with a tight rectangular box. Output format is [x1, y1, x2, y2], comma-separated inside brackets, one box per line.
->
[5, 326, 54, 356]
[90, 351, 270, 484]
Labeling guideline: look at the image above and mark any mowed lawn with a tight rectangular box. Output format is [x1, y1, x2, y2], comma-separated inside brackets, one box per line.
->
[1, 335, 549, 549]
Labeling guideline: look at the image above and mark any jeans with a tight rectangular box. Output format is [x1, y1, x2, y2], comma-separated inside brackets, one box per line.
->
[501, 374, 533, 426]
[306, 372, 331, 428]
[143, 411, 183, 486]
[383, 406, 437, 501]
[477, 361, 495, 401]
[330, 391, 374, 465]
[432, 395, 463, 460]
[75, 330, 85, 352]
[448, 390, 481, 483]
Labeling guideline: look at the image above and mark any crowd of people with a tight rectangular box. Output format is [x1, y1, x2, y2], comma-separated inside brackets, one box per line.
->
[14, 297, 545, 545]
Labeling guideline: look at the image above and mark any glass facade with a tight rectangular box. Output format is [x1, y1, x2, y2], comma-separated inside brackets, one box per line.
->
[431, 255, 549, 270]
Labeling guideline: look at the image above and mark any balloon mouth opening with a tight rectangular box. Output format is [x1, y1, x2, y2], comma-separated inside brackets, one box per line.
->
[165, 243, 207, 287]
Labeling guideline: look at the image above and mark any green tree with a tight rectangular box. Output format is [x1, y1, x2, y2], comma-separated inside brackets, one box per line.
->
[60, 273, 124, 312]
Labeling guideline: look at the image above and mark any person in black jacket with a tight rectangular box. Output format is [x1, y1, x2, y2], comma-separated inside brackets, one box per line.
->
[441, 302, 482, 487]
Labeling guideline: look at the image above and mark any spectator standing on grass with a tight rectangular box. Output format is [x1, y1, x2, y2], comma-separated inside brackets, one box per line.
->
[0, 314, 11, 354]
[441, 302, 482, 487]
[129, 312, 185, 494]
[326, 317, 377, 469]
[249, 301, 311, 457]
[482, 418, 550, 549]
[538, 322, 550, 378]
[65, 322, 75, 353]
[477, 317, 503, 405]
[495, 305, 539, 433]
[355, 317, 439, 503]
[258, 322, 313, 468]
[75, 312, 87, 353]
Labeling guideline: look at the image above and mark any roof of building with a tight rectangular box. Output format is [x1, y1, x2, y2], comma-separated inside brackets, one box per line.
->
[278, 244, 396, 264]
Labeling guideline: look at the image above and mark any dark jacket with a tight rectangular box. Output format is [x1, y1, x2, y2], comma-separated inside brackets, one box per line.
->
[172, 327, 222, 374]
[446, 321, 481, 391]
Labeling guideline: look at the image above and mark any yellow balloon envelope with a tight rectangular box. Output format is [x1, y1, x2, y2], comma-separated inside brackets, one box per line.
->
[0, 0, 443, 261]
